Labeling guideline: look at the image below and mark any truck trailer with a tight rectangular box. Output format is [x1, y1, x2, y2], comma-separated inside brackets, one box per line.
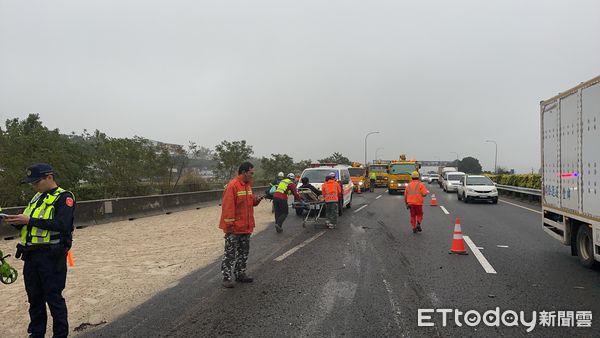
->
[541, 75, 600, 268]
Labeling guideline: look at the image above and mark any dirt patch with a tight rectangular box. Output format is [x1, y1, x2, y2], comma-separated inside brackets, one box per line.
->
[0, 201, 274, 336]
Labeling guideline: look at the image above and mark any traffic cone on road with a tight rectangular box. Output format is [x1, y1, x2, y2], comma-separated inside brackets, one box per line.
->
[449, 218, 468, 255]
[430, 194, 438, 206]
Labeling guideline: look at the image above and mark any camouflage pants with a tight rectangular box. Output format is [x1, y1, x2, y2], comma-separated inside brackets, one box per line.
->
[221, 233, 250, 280]
[325, 202, 338, 225]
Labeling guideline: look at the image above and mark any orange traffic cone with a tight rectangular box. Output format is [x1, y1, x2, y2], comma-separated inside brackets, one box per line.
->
[67, 250, 75, 267]
[449, 218, 468, 255]
[430, 194, 438, 206]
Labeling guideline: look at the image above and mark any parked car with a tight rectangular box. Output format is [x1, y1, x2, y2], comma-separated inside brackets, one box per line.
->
[295, 165, 354, 215]
[420, 174, 429, 182]
[457, 175, 498, 204]
[427, 174, 439, 184]
[443, 172, 465, 192]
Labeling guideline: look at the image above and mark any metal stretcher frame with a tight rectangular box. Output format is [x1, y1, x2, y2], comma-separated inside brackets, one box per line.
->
[293, 188, 326, 228]
[296, 200, 325, 228]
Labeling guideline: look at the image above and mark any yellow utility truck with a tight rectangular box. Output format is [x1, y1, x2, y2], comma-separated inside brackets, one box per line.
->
[387, 155, 420, 194]
[368, 161, 390, 188]
[349, 162, 370, 193]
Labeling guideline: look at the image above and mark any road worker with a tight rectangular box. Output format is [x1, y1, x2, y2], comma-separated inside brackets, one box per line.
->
[322, 172, 342, 229]
[404, 171, 429, 233]
[272, 173, 302, 233]
[369, 170, 377, 192]
[218, 162, 264, 288]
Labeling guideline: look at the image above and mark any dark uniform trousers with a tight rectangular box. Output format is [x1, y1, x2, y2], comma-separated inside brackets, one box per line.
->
[24, 249, 68, 338]
[221, 234, 250, 280]
[273, 198, 289, 227]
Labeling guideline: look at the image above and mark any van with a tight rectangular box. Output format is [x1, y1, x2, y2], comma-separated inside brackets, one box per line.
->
[438, 166, 458, 187]
[442, 171, 465, 192]
[296, 165, 354, 214]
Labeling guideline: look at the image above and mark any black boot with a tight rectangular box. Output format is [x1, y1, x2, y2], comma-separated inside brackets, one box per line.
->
[236, 273, 254, 283]
[222, 277, 235, 288]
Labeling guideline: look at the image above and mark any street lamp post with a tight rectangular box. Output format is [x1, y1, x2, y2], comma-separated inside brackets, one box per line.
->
[375, 147, 384, 161]
[364, 131, 380, 165]
[485, 140, 498, 174]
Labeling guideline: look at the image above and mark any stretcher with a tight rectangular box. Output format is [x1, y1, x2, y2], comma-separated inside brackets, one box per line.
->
[292, 188, 326, 228]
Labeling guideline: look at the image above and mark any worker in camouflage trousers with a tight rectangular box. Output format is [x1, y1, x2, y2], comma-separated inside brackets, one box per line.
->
[218, 162, 263, 288]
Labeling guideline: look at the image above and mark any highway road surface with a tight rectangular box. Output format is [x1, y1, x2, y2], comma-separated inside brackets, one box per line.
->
[81, 185, 599, 337]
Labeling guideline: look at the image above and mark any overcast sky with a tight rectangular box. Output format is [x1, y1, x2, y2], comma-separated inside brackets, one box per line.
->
[1, 0, 599, 173]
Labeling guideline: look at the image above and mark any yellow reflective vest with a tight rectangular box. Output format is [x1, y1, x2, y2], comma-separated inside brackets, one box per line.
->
[275, 178, 293, 195]
[21, 187, 73, 246]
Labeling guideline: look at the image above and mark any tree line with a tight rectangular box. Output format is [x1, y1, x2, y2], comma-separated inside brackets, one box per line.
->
[0, 114, 352, 206]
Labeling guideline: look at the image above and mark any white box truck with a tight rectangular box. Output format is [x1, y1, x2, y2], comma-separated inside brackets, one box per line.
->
[541, 75, 600, 268]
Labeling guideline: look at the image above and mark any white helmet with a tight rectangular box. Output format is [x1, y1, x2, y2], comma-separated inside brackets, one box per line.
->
[287, 173, 295, 180]
[277, 172, 284, 178]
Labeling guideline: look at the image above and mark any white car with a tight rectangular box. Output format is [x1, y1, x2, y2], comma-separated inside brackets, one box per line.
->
[427, 174, 439, 184]
[457, 175, 498, 204]
[442, 171, 465, 192]
[420, 174, 429, 182]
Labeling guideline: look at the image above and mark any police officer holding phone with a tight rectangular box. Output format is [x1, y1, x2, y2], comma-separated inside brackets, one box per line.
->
[5, 163, 75, 338]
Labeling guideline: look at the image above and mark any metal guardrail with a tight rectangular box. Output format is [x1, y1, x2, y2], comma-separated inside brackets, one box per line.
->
[495, 184, 541, 197]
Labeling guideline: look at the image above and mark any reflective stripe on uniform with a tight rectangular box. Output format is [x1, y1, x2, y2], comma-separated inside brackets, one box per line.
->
[224, 218, 236, 222]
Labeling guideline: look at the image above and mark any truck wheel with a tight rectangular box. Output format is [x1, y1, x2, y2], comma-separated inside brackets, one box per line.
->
[492, 197, 498, 204]
[576, 225, 597, 268]
[457, 192, 462, 200]
[346, 195, 352, 209]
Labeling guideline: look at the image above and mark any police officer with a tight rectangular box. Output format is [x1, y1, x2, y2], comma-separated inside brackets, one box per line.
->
[5, 163, 75, 338]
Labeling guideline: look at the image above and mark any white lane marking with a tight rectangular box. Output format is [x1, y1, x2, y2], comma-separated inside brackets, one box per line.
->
[274, 231, 326, 262]
[376, 195, 382, 200]
[382, 279, 402, 330]
[497, 245, 509, 248]
[463, 236, 497, 274]
[498, 199, 542, 215]
[477, 247, 484, 250]
[440, 206, 450, 215]
[354, 205, 368, 213]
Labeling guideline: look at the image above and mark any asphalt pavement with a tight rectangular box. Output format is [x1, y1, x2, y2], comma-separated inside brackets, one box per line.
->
[82, 185, 600, 337]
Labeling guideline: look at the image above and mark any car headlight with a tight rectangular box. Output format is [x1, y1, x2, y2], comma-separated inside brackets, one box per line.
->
[390, 180, 395, 183]
[467, 188, 474, 192]
[403, 183, 409, 186]
[492, 188, 497, 193]
[359, 182, 363, 185]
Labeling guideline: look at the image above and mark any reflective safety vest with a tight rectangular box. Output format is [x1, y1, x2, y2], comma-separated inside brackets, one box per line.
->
[322, 180, 341, 202]
[276, 178, 293, 195]
[369, 172, 377, 180]
[21, 187, 73, 246]
[405, 181, 427, 205]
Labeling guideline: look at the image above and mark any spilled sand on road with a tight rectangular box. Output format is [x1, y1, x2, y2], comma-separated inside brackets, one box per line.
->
[0, 202, 273, 337]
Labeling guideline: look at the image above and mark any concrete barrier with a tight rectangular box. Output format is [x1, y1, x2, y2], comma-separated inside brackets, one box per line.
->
[1, 186, 267, 240]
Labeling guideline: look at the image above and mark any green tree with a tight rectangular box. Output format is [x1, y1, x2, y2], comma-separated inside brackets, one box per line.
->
[87, 136, 170, 197]
[294, 159, 312, 175]
[213, 140, 254, 181]
[457, 156, 483, 174]
[319, 152, 351, 165]
[0, 114, 88, 206]
[260, 154, 295, 180]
